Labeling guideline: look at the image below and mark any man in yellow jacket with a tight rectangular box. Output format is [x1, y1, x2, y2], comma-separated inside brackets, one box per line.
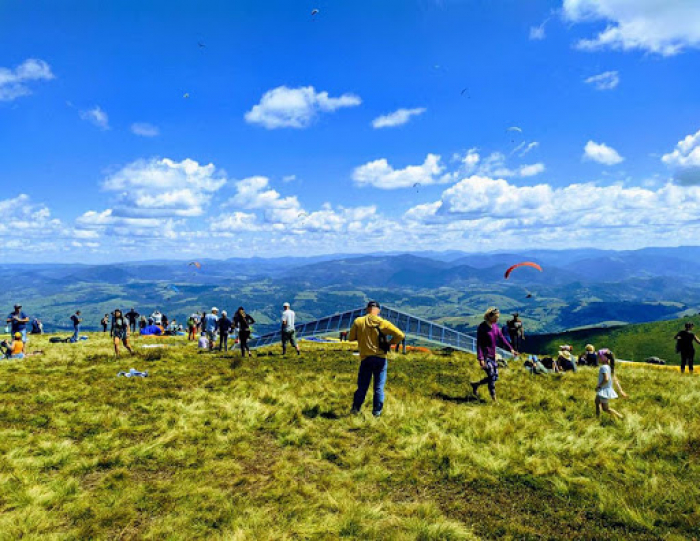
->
[349, 301, 405, 417]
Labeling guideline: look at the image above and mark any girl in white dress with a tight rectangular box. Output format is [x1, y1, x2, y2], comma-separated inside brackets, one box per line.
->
[595, 349, 628, 419]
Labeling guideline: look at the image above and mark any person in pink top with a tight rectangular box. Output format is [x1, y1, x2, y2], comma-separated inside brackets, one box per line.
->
[471, 307, 517, 402]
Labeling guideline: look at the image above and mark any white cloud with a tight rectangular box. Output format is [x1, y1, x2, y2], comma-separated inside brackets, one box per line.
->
[244, 86, 361, 129]
[584, 70, 620, 90]
[519, 163, 546, 177]
[99, 157, 228, 219]
[662, 128, 700, 168]
[131, 122, 160, 137]
[371, 107, 427, 129]
[456, 149, 545, 178]
[513, 141, 540, 157]
[0, 195, 62, 235]
[210, 212, 260, 232]
[282, 175, 297, 183]
[352, 154, 454, 189]
[80, 106, 110, 130]
[529, 20, 548, 40]
[583, 140, 624, 165]
[562, 0, 700, 56]
[0, 58, 54, 101]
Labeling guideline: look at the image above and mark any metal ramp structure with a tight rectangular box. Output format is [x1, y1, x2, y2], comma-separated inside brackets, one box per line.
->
[247, 306, 514, 358]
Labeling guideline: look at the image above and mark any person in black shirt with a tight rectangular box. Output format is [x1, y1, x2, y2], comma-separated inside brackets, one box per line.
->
[101, 314, 109, 333]
[125, 308, 140, 332]
[233, 306, 255, 357]
[111, 309, 134, 357]
[70, 311, 82, 343]
[674, 322, 700, 373]
[218, 310, 232, 352]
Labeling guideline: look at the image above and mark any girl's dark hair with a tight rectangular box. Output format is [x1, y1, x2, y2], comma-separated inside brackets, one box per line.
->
[237, 306, 245, 313]
[606, 351, 616, 374]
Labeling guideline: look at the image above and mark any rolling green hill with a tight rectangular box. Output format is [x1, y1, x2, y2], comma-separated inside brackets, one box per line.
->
[526, 315, 700, 364]
[0, 334, 698, 539]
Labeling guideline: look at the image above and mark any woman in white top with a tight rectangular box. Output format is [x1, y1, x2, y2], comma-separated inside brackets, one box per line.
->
[595, 349, 628, 419]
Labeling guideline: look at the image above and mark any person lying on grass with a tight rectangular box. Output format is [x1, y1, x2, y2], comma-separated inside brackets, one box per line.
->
[595, 349, 627, 420]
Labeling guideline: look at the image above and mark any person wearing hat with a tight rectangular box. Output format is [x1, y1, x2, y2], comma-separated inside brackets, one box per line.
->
[471, 307, 517, 402]
[348, 301, 406, 417]
[2, 332, 26, 359]
[281, 302, 300, 356]
[583, 344, 598, 367]
[674, 322, 700, 373]
[6, 304, 29, 343]
[349, 301, 405, 417]
[204, 308, 219, 351]
[557, 345, 577, 372]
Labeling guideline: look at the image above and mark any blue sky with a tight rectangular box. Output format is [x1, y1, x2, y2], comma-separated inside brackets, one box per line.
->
[2, 0, 700, 263]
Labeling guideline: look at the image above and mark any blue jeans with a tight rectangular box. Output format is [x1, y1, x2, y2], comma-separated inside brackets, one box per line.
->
[71, 326, 80, 343]
[352, 356, 387, 415]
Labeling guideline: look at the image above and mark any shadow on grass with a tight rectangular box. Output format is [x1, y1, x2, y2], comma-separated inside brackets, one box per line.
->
[432, 391, 484, 404]
[302, 405, 341, 420]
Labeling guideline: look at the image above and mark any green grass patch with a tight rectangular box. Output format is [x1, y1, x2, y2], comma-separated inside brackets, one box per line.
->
[0, 333, 698, 539]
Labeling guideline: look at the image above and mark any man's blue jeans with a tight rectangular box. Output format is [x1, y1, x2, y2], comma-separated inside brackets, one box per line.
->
[352, 356, 387, 415]
[71, 326, 80, 343]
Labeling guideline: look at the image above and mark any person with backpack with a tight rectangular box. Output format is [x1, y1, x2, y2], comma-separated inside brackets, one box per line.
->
[70, 310, 82, 343]
[187, 314, 198, 341]
[101, 314, 109, 333]
[471, 307, 517, 402]
[111, 309, 134, 357]
[349, 301, 405, 418]
[507, 313, 525, 352]
[674, 322, 700, 373]
[204, 308, 219, 351]
[281, 302, 301, 356]
[234, 306, 255, 357]
[6, 304, 29, 343]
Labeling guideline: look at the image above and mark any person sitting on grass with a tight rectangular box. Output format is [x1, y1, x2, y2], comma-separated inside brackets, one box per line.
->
[595, 349, 627, 420]
[471, 307, 517, 402]
[558, 345, 577, 372]
[111, 309, 134, 357]
[198, 331, 209, 350]
[2, 332, 25, 359]
[525, 354, 550, 375]
[583, 344, 598, 366]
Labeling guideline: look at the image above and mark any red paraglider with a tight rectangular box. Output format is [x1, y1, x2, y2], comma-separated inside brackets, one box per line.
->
[504, 262, 542, 279]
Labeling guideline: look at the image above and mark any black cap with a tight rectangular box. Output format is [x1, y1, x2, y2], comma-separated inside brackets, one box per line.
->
[367, 301, 381, 309]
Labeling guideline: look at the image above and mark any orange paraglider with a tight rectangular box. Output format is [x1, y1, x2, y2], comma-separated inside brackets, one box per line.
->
[188, 261, 202, 270]
[504, 262, 542, 279]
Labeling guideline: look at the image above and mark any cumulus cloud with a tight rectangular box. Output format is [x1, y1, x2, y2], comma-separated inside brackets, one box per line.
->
[371, 107, 427, 128]
[562, 0, 700, 56]
[244, 86, 361, 129]
[352, 154, 455, 189]
[661, 128, 700, 185]
[404, 175, 700, 250]
[0, 58, 54, 101]
[131, 122, 160, 137]
[583, 140, 624, 165]
[95, 157, 228, 221]
[0, 195, 62, 235]
[584, 70, 620, 90]
[662, 128, 700, 169]
[80, 106, 110, 130]
[519, 163, 546, 177]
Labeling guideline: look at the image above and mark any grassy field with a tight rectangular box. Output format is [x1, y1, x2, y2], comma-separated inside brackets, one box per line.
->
[0, 333, 699, 540]
[527, 315, 700, 364]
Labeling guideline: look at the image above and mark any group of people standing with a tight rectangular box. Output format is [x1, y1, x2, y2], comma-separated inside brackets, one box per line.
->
[192, 306, 257, 356]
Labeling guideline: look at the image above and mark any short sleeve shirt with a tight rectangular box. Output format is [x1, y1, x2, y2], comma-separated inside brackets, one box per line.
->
[282, 309, 295, 332]
[8, 312, 28, 333]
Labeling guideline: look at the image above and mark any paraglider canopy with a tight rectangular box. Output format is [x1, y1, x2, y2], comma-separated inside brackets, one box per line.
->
[311, 8, 319, 16]
[507, 126, 522, 133]
[189, 261, 202, 270]
[504, 262, 542, 279]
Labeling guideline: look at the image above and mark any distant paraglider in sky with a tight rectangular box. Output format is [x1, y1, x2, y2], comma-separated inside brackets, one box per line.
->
[504, 261, 543, 280]
[183, 93, 190, 99]
[197, 41, 206, 48]
[507, 126, 523, 133]
[311, 8, 319, 17]
[413, 182, 421, 192]
[189, 261, 202, 270]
